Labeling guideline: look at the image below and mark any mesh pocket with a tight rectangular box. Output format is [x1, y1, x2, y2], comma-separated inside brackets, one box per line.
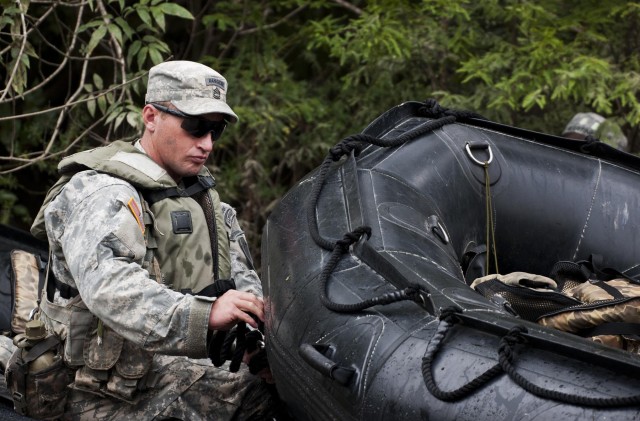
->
[474, 279, 580, 321]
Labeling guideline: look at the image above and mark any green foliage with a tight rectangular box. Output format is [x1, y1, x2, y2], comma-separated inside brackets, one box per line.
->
[452, 0, 640, 131]
[2, 0, 640, 270]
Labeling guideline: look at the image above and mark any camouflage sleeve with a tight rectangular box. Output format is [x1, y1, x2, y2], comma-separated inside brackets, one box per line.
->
[45, 171, 211, 358]
[221, 203, 263, 297]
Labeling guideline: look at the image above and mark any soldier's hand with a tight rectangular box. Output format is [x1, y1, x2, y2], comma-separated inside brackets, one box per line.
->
[208, 290, 264, 331]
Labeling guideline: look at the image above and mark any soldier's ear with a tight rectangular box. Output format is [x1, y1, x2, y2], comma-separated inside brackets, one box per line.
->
[142, 104, 159, 131]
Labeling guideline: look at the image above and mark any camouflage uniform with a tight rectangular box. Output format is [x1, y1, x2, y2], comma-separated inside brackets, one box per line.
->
[21, 139, 275, 420]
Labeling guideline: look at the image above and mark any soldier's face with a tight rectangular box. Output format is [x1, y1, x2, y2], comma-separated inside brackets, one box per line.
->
[148, 106, 224, 181]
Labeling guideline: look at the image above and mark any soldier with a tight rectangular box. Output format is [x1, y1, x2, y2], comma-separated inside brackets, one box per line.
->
[562, 112, 628, 151]
[6, 60, 281, 420]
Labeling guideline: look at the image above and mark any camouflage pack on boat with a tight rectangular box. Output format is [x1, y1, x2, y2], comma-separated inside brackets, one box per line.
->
[472, 257, 640, 354]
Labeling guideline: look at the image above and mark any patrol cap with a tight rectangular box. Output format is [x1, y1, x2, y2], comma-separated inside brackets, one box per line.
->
[145, 60, 238, 123]
[562, 112, 605, 137]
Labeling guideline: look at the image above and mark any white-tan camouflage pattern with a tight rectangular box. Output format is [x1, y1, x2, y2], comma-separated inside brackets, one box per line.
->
[64, 356, 273, 421]
[539, 279, 640, 351]
[35, 169, 272, 419]
[145, 61, 239, 123]
[9, 250, 41, 334]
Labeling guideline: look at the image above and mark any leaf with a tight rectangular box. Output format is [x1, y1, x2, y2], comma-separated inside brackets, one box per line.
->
[136, 7, 152, 27]
[93, 73, 104, 90]
[127, 40, 141, 64]
[126, 111, 141, 129]
[97, 95, 107, 114]
[87, 97, 96, 117]
[114, 112, 126, 129]
[107, 22, 123, 45]
[150, 6, 165, 32]
[115, 17, 135, 40]
[137, 46, 148, 68]
[158, 3, 194, 19]
[86, 25, 107, 54]
[148, 46, 163, 64]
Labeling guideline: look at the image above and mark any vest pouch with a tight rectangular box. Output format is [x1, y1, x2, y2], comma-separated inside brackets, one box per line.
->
[64, 302, 95, 366]
[73, 366, 109, 397]
[113, 339, 153, 378]
[73, 321, 150, 401]
[82, 322, 123, 371]
[105, 336, 154, 402]
[73, 321, 123, 395]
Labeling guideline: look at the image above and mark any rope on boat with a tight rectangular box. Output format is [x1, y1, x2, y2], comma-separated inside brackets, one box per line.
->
[422, 307, 504, 401]
[308, 99, 483, 312]
[319, 228, 426, 312]
[499, 329, 640, 407]
[308, 99, 482, 251]
[423, 306, 640, 407]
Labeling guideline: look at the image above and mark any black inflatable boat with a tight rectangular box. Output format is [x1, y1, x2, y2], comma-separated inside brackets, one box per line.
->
[261, 100, 640, 420]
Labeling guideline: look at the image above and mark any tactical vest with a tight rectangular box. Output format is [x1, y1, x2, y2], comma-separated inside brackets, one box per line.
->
[26, 140, 233, 404]
[32, 140, 232, 290]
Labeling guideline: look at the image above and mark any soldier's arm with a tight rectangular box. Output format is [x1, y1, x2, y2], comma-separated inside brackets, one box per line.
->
[49, 171, 212, 358]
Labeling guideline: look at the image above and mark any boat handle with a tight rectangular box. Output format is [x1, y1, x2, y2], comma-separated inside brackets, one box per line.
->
[465, 142, 493, 166]
[299, 343, 355, 386]
[427, 215, 449, 245]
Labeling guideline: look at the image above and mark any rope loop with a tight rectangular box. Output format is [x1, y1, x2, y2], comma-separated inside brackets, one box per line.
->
[498, 325, 528, 363]
[419, 99, 446, 118]
[404, 283, 425, 300]
[329, 137, 367, 161]
[422, 309, 504, 401]
[418, 98, 487, 121]
[335, 226, 372, 252]
[438, 306, 462, 324]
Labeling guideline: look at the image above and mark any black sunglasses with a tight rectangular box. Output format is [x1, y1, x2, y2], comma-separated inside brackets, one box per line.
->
[150, 103, 227, 140]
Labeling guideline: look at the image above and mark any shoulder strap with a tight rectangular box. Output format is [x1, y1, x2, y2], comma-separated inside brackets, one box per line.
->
[138, 194, 163, 284]
[140, 175, 215, 206]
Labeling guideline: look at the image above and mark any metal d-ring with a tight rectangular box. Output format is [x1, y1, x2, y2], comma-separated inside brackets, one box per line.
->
[465, 142, 493, 166]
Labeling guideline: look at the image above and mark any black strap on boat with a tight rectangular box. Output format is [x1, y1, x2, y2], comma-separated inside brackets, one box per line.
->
[423, 306, 640, 407]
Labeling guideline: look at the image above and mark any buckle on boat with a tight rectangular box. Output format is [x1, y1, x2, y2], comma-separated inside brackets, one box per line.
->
[465, 142, 493, 166]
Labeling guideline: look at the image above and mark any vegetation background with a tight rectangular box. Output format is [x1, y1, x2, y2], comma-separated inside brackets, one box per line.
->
[2, 0, 640, 270]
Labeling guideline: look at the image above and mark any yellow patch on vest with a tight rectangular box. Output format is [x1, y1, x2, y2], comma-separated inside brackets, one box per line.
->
[127, 197, 145, 234]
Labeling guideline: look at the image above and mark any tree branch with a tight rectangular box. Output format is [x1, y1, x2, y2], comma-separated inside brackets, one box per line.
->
[0, 2, 86, 104]
[0, 0, 30, 102]
[332, 0, 363, 16]
[0, 72, 147, 122]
